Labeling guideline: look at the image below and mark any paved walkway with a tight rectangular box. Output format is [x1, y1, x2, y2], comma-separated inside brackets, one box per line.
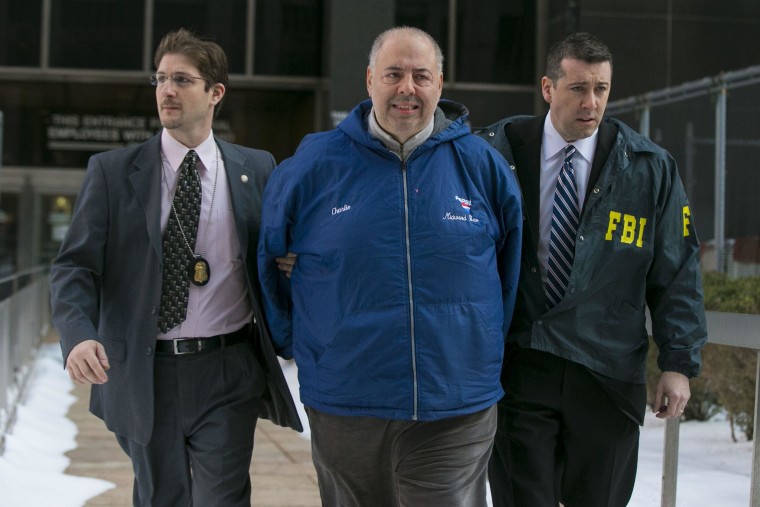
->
[57, 334, 321, 506]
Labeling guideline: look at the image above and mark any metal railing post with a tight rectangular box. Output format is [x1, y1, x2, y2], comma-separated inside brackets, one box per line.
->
[751, 350, 760, 506]
[0, 297, 9, 452]
[0, 266, 51, 455]
[661, 417, 681, 507]
[713, 78, 727, 273]
[639, 102, 651, 138]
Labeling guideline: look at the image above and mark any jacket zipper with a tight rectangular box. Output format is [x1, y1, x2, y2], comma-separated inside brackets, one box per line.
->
[401, 154, 419, 420]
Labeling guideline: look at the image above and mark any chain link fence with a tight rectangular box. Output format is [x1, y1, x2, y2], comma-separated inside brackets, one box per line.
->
[607, 65, 760, 278]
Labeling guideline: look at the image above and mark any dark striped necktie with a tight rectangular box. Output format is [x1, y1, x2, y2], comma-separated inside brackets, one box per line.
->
[545, 145, 579, 309]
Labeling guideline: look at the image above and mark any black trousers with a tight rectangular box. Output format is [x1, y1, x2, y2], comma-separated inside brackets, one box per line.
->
[488, 348, 640, 507]
[116, 340, 265, 507]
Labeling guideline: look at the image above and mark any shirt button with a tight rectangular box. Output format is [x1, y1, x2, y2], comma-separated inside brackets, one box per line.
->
[531, 267, 537, 273]
[579, 235, 585, 241]
[146, 346, 153, 356]
[488, 132, 495, 137]
[537, 320, 543, 326]
[151, 306, 157, 315]
[593, 187, 600, 194]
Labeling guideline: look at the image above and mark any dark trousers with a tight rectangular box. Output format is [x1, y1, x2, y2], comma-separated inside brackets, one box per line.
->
[116, 341, 265, 507]
[308, 405, 497, 507]
[489, 348, 640, 507]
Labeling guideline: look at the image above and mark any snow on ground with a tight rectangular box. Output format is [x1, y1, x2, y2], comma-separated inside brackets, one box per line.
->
[630, 408, 752, 506]
[0, 344, 114, 507]
[0, 346, 753, 506]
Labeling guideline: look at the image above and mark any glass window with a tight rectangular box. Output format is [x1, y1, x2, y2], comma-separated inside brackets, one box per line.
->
[0, 80, 315, 167]
[254, 0, 323, 76]
[456, 1, 535, 84]
[153, 0, 247, 74]
[395, 0, 450, 63]
[0, 0, 42, 66]
[49, 0, 144, 69]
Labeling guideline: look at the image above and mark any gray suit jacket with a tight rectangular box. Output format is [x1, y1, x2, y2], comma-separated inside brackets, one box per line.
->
[51, 133, 302, 445]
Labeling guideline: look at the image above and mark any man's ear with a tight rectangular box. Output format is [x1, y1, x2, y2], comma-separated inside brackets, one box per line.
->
[211, 83, 226, 105]
[541, 76, 553, 104]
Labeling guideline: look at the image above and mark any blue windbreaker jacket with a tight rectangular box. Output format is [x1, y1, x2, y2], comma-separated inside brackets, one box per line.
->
[258, 99, 522, 421]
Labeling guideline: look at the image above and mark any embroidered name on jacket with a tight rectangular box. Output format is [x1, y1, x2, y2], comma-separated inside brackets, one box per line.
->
[444, 195, 479, 222]
[332, 204, 351, 215]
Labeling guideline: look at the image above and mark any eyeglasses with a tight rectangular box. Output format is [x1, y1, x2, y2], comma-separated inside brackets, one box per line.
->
[150, 73, 206, 88]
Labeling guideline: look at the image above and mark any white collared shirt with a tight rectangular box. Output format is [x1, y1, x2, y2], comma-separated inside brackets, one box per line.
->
[537, 115, 598, 283]
[157, 129, 252, 339]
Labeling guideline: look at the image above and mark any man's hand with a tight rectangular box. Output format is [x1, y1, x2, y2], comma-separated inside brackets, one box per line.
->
[653, 371, 690, 419]
[276, 252, 297, 279]
[66, 340, 110, 384]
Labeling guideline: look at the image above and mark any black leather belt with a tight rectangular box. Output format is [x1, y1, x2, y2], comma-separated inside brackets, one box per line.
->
[156, 327, 250, 355]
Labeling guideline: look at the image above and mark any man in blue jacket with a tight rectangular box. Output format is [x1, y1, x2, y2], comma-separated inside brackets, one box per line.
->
[477, 32, 707, 506]
[258, 26, 522, 506]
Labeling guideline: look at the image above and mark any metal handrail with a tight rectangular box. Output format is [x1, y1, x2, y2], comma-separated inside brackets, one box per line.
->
[0, 265, 50, 455]
[606, 65, 760, 116]
[649, 311, 760, 507]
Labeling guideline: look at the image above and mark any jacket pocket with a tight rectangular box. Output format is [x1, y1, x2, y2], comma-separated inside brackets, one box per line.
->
[102, 335, 126, 362]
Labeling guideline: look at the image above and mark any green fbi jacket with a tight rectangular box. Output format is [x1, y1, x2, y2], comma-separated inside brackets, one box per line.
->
[477, 115, 708, 386]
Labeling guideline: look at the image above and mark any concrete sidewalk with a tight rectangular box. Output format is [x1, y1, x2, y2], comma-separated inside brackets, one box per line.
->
[62, 360, 321, 506]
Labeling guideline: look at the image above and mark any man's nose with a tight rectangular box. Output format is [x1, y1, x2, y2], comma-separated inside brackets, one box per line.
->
[581, 90, 597, 109]
[397, 75, 416, 95]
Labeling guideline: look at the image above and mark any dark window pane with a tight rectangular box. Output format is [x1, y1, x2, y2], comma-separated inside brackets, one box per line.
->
[49, 0, 144, 69]
[0, 0, 42, 66]
[254, 0, 323, 76]
[456, 1, 535, 84]
[0, 80, 314, 167]
[395, 0, 449, 65]
[154, 0, 247, 74]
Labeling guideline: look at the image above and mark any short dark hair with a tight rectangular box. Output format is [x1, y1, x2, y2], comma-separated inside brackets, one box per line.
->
[545, 32, 613, 82]
[153, 28, 229, 117]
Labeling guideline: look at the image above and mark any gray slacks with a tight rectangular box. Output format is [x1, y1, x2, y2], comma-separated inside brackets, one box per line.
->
[307, 404, 497, 507]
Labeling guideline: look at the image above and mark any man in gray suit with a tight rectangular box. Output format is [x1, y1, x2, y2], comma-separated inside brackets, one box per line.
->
[50, 29, 301, 506]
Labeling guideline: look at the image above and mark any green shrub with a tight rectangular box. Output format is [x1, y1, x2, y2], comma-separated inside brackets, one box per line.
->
[701, 272, 759, 441]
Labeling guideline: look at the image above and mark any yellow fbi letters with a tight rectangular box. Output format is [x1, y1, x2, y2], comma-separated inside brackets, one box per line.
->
[605, 206, 692, 247]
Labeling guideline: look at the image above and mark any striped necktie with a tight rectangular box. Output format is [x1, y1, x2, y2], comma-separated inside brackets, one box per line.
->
[545, 145, 579, 309]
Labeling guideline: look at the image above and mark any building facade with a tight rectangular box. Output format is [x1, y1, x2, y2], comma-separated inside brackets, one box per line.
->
[1, 0, 758, 273]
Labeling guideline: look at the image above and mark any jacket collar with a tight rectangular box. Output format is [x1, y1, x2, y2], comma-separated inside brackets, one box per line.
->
[339, 98, 471, 155]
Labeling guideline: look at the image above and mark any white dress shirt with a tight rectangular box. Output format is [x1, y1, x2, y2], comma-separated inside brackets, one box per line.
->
[537, 115, 598, 283]
[157, 129, 252, 339]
